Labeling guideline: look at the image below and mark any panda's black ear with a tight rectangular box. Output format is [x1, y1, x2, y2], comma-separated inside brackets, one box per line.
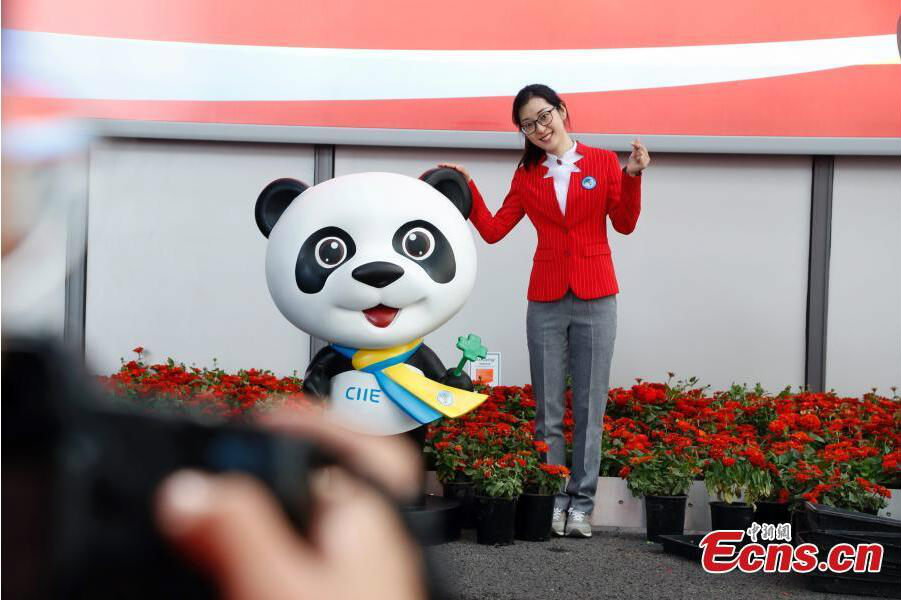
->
[420, 168, 472, 220]
[255, 178, 310, 237]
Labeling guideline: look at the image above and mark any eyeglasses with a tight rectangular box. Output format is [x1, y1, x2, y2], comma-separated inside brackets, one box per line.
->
[519, 108, 556, 135]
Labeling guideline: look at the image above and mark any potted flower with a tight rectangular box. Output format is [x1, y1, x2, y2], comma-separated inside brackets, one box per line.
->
[753, 486, 793, 527]
[801, 473, 891, 515]
[425, 433, 476, 529]
[470, 455, 525, 545]
[752, 402, 831, 526]
[428, 437, 470, 485]
[704, 445, 773, 532]
[620, 449, 699, 542]
[515, 449, 570, 541]
[752, 446, 802, 526]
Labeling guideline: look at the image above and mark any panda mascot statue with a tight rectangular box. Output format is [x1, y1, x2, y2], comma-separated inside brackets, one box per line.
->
[255, 168, 488, 436]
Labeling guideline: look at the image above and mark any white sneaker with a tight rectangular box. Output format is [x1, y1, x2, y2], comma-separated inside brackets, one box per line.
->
[565, 509, 592, 538]
[551, 507, 566, 536]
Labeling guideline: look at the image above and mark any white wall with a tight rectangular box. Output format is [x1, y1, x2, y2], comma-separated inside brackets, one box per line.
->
[613, 154, 811, 391]
[826, 157, 901, 396]
[84, 139, 314, 376]
[336, 147, 811, 391]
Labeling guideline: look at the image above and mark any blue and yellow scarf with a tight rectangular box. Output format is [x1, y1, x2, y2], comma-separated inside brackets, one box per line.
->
[332, 339, 487, 424]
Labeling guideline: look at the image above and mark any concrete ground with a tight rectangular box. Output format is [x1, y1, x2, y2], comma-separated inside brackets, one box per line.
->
[426, 528, 877, 600]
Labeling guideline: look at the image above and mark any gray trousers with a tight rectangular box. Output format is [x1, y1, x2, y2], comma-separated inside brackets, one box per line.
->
[527, 292, 616, 514]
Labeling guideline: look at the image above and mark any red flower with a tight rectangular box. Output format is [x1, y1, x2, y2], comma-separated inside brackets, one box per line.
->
[745, 448, 767, 468]
[798, 414, 821, 431]
[538, 464, 570, 477]
[768, 419, 787, 435]
[721, 457, 736, 467]
[613, 392, 630, 408]
[132, 346, 145, 354]
[856, 478, 891, 498]
[618, 466, 632, 478]
[789, 431, 811, 443]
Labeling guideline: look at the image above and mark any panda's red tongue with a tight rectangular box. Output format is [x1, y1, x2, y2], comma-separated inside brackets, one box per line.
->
[363, 304, 399, 328]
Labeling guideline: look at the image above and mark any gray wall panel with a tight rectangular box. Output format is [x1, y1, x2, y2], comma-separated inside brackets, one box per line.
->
[826, 157, 901, 396]
[85, 139, 314, 376]
[93, 120, 901, 156]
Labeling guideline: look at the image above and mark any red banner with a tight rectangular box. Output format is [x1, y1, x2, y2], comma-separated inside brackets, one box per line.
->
[5, 0, 900, 137]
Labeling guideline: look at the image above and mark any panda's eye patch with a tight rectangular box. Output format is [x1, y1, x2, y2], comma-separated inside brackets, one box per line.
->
[392, 220, 455, 284]
[401, 227, 434, 260]
[296, 226, 356, 294]
[315, 237, 347, 268]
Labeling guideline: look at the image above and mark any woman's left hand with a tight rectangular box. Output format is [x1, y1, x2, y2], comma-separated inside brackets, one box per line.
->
[625, 139, 650, 176]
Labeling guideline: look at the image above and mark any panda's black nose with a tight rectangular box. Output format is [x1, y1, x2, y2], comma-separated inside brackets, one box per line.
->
[352, 261, 404, 288]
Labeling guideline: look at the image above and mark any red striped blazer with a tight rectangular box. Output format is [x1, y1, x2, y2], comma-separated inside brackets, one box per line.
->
[468, 142, 641, 301]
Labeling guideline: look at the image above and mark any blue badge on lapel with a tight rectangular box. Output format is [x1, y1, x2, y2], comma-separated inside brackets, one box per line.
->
[581, 176, 597, 190]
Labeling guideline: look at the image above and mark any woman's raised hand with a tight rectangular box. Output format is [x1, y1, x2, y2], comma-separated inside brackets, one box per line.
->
[437, 163, 472, 183]
[625, 139, 650, 176]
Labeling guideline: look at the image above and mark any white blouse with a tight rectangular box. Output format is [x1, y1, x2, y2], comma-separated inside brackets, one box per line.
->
[542, 140, 583, 216]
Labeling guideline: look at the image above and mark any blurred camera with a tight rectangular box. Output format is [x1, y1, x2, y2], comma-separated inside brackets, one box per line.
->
[3, 338, 328, 599]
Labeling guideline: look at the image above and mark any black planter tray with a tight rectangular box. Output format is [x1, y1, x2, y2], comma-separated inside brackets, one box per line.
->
[805, 571, 901, 599]
[659, 534, 748, 562]
[800, 502, 901, 534]
[797, 529, 901, 567]
[659, 534, 705, 561]
[402, 495, 462, 546]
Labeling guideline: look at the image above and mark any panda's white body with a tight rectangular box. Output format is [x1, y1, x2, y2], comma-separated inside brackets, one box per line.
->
[258, 171, 478, 434]
[328, 368, 423, 434]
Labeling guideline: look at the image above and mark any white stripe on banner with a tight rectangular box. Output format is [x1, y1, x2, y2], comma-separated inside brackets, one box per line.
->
[4, 30, 899, 101]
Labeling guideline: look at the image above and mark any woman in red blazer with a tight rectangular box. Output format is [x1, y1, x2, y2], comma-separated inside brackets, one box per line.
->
[441, 84, 650, 538]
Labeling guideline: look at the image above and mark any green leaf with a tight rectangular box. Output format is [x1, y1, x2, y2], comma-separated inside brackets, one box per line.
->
[456, 334, 488, 363]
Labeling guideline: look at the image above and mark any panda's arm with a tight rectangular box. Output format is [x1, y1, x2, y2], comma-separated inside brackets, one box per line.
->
[408, 345, 474, 392]
[407, 344, 445, 379]
[302, 347, 353, 399]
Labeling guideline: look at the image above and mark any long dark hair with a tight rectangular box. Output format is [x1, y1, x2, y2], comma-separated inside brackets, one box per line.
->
[512, 84, 571, 170]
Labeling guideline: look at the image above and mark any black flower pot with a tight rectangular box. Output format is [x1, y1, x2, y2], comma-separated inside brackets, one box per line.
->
[474, 495, 518, 546]
[443, 480, 475, 529]
[710, 501, 755, 532]
[754, 501, 791, 527]
[514, 493, 555, 541]
[645, 495, 687, 543]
